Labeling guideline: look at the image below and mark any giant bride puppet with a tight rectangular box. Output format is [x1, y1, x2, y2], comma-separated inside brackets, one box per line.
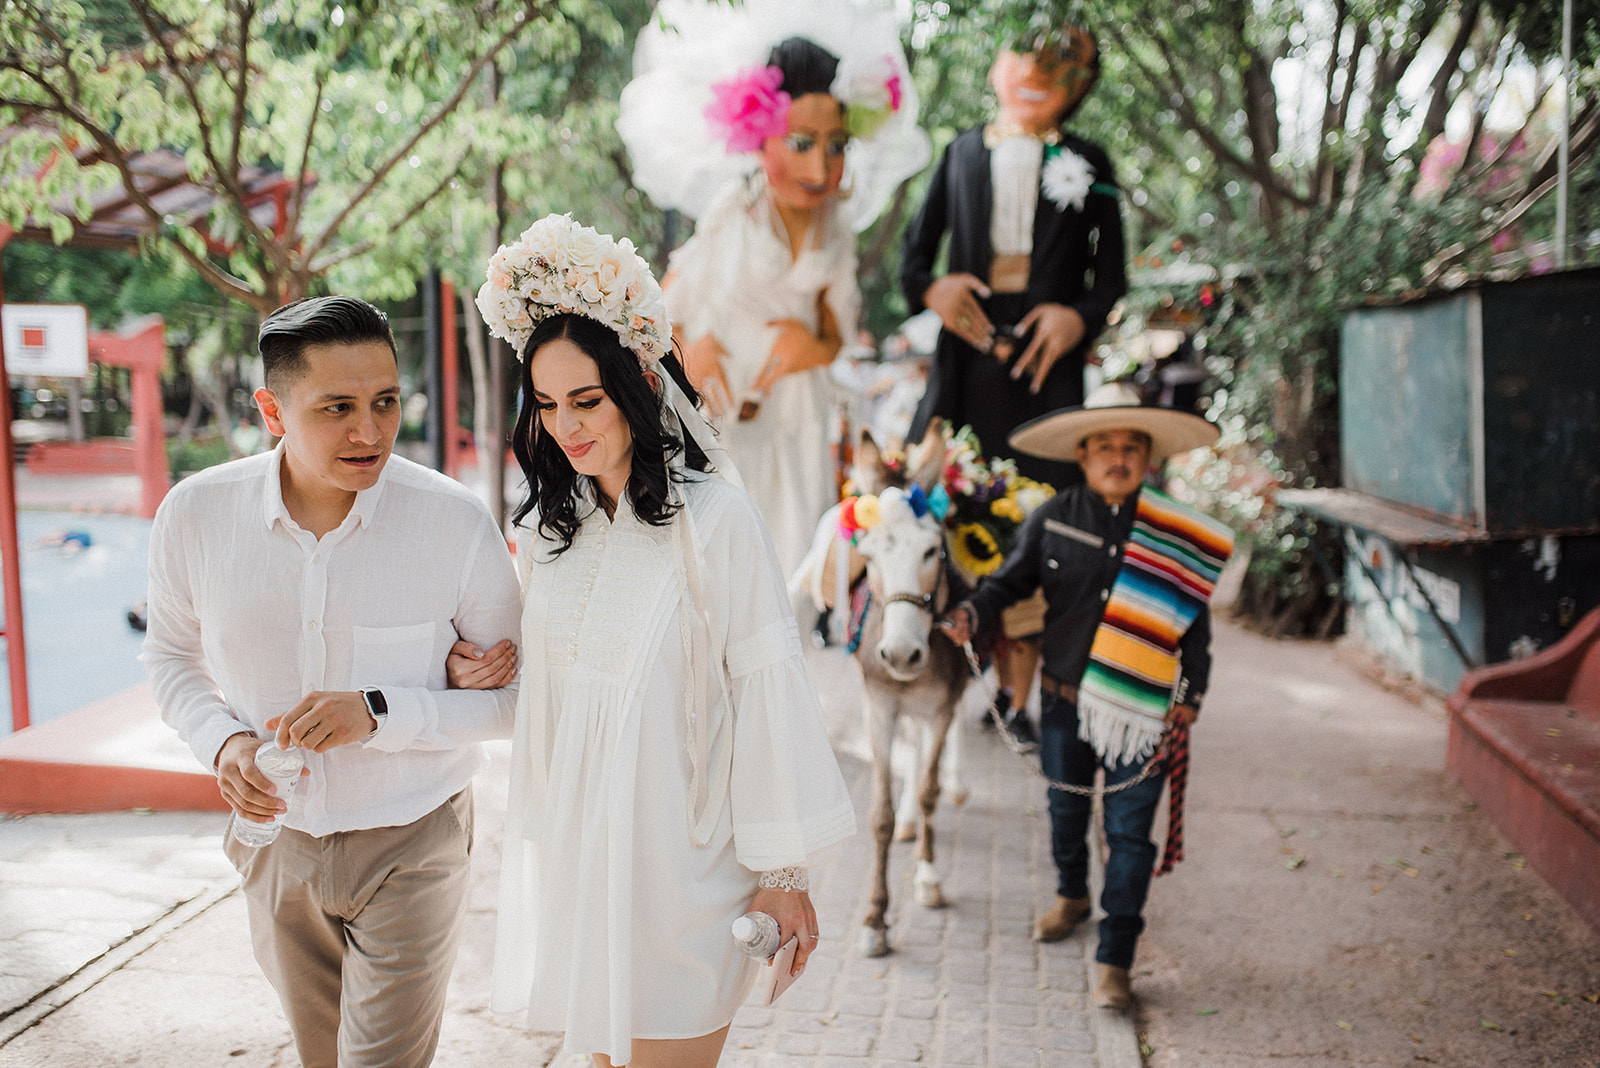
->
[616, 0, 930, 575]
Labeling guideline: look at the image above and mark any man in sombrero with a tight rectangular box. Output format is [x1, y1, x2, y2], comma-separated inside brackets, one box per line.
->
[940, 382, 1234, 1010]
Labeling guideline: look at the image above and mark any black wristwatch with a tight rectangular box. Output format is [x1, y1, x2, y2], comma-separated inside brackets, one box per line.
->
[360, 687, 388, 734]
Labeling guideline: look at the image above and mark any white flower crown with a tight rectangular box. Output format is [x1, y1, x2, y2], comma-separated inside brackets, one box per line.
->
[476, 213, 672, 366]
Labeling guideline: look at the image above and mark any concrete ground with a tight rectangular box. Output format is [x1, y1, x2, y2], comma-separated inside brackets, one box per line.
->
[1134, 627, 1600, 1068]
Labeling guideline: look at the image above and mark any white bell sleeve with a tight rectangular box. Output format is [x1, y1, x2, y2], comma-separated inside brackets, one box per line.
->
[694, 479, 856, 872]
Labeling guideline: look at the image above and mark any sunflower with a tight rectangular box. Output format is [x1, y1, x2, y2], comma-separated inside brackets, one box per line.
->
[950, 522, 1003, 579]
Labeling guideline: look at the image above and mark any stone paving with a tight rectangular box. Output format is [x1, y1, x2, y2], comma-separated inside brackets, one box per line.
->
[0, 809, 235, 1044]
[717, 648, 1133, 1067]
[0, 643, 1137, 1067]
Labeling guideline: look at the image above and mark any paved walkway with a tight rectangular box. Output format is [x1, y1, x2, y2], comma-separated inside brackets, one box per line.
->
[0, 641, 1140, 1067]
[724, 643, 1139, 1068]
[6, 613, 1596, 1065]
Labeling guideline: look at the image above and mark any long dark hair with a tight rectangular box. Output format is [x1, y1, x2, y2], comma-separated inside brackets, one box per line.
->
[511, 314, 711, 553]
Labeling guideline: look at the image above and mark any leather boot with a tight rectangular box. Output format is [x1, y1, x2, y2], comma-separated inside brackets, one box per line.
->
[1034, 895, 1091, 942]
[1094, 963, 1132, 1009]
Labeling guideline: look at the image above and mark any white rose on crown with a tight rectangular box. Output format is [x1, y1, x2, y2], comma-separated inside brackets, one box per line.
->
[566, 227, 608, 271]
[476, 214, 672, 365]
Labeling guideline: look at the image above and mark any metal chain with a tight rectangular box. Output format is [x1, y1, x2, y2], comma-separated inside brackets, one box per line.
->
[958, 640, 1165, 797]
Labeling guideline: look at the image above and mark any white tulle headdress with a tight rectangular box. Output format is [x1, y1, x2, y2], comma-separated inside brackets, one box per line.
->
[616, 0, 931, 233]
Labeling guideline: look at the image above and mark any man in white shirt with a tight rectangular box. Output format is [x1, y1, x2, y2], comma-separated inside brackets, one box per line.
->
[144, 296, 521, 1068]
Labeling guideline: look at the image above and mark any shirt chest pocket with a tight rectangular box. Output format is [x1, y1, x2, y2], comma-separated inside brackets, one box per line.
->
[350, 621, 437, 690]
[1040, 520, 1114, 600]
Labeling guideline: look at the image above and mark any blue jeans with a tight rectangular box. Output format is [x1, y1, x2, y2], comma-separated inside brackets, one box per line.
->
[1039, 691, 1167, 969]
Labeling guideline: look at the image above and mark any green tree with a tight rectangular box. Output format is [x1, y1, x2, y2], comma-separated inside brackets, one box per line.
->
[412, 0, 655, 519]
[2, 0, 638, 475]
[0, 0, 623, 314]
[905, 0, 1600, 633]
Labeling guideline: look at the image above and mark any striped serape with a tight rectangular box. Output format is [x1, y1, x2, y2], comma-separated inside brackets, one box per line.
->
[1077, 486, 1234, 765]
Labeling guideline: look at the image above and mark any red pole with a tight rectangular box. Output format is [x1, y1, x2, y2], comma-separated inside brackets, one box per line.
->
[0, 226, 32, 731]
[85, 318, 169, 519]
[126, 320, 168, 519]
[441, 278, 460, 480]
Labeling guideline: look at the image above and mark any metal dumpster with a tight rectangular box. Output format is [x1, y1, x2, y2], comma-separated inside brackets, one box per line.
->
[1281, 266, 1600, 692]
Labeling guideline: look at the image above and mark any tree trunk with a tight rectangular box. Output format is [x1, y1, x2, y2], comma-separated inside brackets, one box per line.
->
[484, 61, 509, 533]
[461, 288, 493, 478]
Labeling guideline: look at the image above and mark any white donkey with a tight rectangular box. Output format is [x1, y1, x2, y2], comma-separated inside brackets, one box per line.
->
[791, 428, 972, 957]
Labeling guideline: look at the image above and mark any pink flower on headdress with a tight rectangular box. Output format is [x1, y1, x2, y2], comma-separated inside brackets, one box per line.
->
[886, 73, 903, 113]
[705, 65, 791, 154]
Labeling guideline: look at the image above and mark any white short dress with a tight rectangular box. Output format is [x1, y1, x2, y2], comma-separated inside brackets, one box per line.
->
[492, 474, 855, 1065]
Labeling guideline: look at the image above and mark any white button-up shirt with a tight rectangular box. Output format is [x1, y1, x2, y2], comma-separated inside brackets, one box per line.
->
[990, 135, 1044, 257]
[144, 446, 521, 835]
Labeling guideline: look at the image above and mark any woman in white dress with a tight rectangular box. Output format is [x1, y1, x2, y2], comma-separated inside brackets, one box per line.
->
[465, 214, 855, 1068]
[617, 0, 930, 576]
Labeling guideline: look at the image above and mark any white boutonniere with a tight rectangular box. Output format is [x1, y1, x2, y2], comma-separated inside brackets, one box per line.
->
[1041, 147, 1095, 213]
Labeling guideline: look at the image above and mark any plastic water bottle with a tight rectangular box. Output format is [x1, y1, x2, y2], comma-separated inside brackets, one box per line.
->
[731, 911, 782, 958]
[231, 740, 304, 848]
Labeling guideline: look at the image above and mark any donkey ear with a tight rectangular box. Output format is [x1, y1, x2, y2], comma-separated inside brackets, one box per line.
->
[852, 429, 887, 491]
[907, 417, 948, 491]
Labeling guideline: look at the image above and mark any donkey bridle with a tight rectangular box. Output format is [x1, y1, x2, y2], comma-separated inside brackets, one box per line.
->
[880, 542, 950, 616]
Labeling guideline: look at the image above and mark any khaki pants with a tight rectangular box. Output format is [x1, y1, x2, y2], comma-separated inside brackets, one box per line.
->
[225, 789, 473, 1068]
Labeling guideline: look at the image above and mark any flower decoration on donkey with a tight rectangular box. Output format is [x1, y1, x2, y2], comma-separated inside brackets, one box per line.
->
[836, 483, 949, 543]
[941, 426, 1054, 580]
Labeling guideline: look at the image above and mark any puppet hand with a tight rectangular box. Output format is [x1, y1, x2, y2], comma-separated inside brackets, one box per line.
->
[760, 319, 832, 389]
[925, 274, 994, 351]
[1012, 303, 1087, 394]
[683, 334, 732, 418]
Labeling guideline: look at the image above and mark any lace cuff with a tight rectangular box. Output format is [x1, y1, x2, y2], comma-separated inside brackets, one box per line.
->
[757, 866, 810, 892]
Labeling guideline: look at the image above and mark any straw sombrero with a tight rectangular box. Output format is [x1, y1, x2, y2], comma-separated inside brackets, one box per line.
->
[1008, 381, 1220, 463]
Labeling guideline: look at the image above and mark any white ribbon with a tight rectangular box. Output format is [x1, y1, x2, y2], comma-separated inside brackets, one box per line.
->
[654, 367, 743, 843]
[657, 369, 745, 493]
